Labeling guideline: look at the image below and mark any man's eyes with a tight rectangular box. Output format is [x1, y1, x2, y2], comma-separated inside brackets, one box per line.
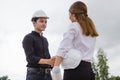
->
[39, 20, 47, 23]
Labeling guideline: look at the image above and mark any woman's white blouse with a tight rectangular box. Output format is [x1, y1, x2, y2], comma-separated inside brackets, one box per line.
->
[56, 22, 96, 62]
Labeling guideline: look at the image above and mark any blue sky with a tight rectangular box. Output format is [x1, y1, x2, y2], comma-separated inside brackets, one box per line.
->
[0, 0, 120, 80]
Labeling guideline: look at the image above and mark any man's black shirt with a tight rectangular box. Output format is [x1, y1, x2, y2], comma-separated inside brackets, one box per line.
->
[22, 31, 51, 68]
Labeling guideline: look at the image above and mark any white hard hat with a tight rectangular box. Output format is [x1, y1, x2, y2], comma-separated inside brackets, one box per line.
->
[32, 10, 49, 19]
[61, 49, 82, 69]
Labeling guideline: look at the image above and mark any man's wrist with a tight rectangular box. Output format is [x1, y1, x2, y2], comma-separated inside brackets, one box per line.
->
[45, 59, 49, 64]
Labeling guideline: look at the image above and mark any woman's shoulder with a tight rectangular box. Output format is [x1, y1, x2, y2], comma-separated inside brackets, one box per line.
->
[68, 22, 78, 29]
[69, 22, 79, 27]
[68, 22, 82, 32]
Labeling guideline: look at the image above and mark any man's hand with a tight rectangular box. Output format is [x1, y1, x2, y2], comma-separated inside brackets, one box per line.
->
[38, 57, 56, 66]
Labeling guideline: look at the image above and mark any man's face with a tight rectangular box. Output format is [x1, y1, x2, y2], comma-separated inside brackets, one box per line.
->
[33, 18, 47, 32]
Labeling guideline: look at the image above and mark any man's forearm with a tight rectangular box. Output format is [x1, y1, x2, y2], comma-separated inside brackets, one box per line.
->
[38, 58, 50, 64]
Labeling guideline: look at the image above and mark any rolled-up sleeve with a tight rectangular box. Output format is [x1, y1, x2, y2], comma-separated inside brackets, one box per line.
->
[56, 24, 77, 58]
[22, 35, 41, 64]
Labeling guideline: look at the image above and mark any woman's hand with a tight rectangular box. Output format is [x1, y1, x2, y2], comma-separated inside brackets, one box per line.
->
[48, 56, 56, 67]
[54, 56, 63, 66]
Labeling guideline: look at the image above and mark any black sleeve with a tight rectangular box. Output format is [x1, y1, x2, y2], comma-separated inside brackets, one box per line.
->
[42, 37, 51, 59]
[22, 35, 41, 64]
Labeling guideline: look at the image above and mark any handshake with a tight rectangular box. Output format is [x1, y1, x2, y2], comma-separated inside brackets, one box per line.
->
[47, 56, 62, 67]
[48, 56, 56, 67]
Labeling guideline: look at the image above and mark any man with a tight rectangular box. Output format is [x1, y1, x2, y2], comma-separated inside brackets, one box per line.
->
[22, 10, 55, 80]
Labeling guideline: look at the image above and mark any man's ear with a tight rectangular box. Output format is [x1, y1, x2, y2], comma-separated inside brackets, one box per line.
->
[32, 21, 36, 26]
[32, 21, 36, 25]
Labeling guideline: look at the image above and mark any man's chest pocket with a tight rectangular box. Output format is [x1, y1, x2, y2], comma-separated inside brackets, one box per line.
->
[33, 39, 44, 50]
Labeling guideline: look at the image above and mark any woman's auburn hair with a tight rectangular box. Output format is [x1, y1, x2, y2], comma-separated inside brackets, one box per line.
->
[69, 1, 99, 37]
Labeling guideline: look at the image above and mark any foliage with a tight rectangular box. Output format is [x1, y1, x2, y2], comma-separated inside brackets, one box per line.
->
[0, 75, 10, 80]
[109, 76, 120, 80]
[93, 48, 120, 80]
[97, 48, 109, 80]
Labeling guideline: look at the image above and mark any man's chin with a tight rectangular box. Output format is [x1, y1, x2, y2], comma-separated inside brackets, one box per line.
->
[42, 29, 45, 31]
[40, 29, 45, 31]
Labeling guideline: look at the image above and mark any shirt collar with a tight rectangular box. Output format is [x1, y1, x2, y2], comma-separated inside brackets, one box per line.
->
[32, 31, 43, 36]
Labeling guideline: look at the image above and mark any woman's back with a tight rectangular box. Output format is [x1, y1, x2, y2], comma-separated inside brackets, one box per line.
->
[70, 22, 96, 62]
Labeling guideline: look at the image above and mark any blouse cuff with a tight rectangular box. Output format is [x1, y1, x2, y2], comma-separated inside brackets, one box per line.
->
[56, 48, 69, 58]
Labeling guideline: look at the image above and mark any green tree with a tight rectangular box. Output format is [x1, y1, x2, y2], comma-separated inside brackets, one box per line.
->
[0, 75, 10, 80]
[92, 60, 100, 80]
[93, 48, 120, 80]
[97, 48, 109, 80]
[93, 48, 109, 80]
[109, 76, 120, 80]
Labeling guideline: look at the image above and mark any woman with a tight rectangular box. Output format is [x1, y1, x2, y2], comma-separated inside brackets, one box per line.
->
[53, 1, 99, 80]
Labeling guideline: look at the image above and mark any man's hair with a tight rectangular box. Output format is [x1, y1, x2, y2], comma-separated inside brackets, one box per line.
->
[31, 17, 39, 22]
